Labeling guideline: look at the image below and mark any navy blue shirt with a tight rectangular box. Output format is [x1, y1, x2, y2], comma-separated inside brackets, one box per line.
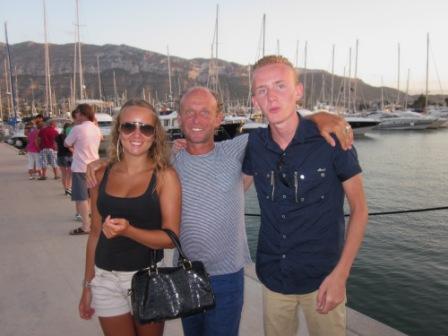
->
[242, 116, 362, 294]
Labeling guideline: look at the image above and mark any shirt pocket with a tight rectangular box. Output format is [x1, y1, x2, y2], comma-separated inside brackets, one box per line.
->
[252, 168, 276, 200]
[295, 168, 330, 207]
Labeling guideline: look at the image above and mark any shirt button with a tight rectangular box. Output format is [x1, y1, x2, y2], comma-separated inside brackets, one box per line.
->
[282, 195, 286, 199]
[281, 214, 286, 219]
[266, 195, 270, 199]
[321, 195, 325, 199]
[282, 254, 286, 259]
[282, 234, 286, 239]
[300, 197, 305, 202]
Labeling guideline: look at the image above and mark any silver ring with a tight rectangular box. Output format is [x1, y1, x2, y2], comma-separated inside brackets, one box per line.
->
[344, 125, 351, 133]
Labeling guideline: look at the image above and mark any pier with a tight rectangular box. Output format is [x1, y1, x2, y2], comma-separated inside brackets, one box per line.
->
[0, 142, 406, 336]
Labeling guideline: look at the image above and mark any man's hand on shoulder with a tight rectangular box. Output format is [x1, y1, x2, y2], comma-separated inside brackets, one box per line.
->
[172, 139, 187, 155]
[86, 159, 108, 188]
[307, 112, 353, 150]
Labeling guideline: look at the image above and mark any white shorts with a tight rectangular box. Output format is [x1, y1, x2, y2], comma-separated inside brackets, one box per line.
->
[27, 152, 41, 170]
[91, 266, 136, 317]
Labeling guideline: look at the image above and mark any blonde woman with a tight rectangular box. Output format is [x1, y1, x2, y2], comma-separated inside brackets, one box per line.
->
[79, 99, 181, 336]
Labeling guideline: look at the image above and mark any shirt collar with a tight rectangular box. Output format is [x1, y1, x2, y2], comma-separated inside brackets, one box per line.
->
[262, 113, 311, 152]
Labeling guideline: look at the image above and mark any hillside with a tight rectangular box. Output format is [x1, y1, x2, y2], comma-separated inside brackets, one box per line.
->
[0, 41, 443, 114]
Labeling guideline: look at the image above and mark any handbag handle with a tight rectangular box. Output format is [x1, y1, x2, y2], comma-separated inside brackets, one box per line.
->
[150, 229, 191, 270]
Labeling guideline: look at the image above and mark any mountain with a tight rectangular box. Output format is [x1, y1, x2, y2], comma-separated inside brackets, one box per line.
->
[0, 41, 444, 114]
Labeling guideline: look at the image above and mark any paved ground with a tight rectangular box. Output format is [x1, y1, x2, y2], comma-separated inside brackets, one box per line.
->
[0, 142, 405, 336]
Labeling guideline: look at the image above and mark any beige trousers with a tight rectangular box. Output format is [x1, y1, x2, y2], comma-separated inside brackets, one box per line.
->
[263, 285, 346, 336]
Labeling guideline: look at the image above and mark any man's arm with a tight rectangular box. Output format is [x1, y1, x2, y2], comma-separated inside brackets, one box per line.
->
[316, 173, 368, 314]
[305, 112, 353, 150]
[243, 173, 253, 191]
[86, 159, 109, 188]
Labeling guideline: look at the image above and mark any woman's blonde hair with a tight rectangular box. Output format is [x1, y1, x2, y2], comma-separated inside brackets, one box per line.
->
[108, 99, 171, 175]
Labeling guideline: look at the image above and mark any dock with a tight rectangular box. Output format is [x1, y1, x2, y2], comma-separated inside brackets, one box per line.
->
[0, 142, 406, 336]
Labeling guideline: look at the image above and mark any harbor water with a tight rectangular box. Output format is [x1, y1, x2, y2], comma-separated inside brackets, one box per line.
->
[244, 129, 448, 336]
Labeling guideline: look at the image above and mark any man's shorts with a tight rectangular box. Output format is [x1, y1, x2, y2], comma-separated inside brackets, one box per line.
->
[91, 266, 136, 317]
[39, 148, 58, 168]
[57, 156, 72, 168]
[71, 172, 88, 201]
[27, 152, 41, 170]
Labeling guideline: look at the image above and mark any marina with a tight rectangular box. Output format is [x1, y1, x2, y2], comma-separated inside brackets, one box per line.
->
[1, 127, 447, 335]
[0, 134, 417, 336]
[1, 1, 447, 335]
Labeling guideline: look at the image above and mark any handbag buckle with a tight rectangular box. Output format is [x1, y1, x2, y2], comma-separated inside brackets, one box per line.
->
[149, 265, 158, 274]
[182, 259, 193, 270]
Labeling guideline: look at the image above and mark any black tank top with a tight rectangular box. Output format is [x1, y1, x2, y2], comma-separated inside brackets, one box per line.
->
[95, 165, 163, 271]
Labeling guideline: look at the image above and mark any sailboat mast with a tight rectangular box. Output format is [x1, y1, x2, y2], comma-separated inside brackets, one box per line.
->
[43, 0, 52, 116]
[76, 0, 84, 100]
[425, 33, 429, 112]
[4, 60, 11, 116]
[167, 46, 172, 101]
[353, 39, 359, 113]
[113, 71, 118, 107]
[404, 68, 410, 110]
[215, 5, 219, 61]
[303, 41, 308, 108]
[396, 42, 400, 108]
[348, 47, 352, 113]
[262, 14, 266, 57]
[72, 35, 77, 104]
[4, 22, 18, 120]
[15, 66, 19, 113]
[96, 55, 102, 100]
[330, 44, 335, 108]
[294, 40, 299, 69]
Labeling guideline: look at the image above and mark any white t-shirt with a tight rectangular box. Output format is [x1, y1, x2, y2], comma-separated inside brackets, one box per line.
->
[64, 121, 102, 173]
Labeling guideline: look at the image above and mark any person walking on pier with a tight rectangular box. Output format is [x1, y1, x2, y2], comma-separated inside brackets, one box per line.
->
[25, 121, 41, 179]
[65, 104, 102, 235]
[79, 99, 181, 336]
[243, 55, 368, 336]
[55, 122, 73, 195]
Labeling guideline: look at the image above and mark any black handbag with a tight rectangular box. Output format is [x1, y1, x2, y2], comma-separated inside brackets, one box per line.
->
[130, 229, 216, 324]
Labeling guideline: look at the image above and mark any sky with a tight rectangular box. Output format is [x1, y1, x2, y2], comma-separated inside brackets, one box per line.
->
[1, 0, 447, 94]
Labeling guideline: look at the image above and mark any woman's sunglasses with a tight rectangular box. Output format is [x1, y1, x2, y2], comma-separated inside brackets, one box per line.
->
[120, 122, 155, 137]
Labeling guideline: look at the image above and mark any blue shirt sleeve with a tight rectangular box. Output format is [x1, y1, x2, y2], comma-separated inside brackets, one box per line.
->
[333, 137, 362, 182]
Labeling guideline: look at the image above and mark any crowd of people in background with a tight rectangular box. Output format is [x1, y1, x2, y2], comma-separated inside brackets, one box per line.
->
[24, 105, 102, 235]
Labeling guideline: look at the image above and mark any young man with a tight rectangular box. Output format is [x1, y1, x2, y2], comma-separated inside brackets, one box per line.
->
[242, 55, 368, 336]
[65, 104, 102, 235]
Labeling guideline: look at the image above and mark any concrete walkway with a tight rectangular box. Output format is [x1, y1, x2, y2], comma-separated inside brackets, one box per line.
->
[0, 142, 405, 336]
